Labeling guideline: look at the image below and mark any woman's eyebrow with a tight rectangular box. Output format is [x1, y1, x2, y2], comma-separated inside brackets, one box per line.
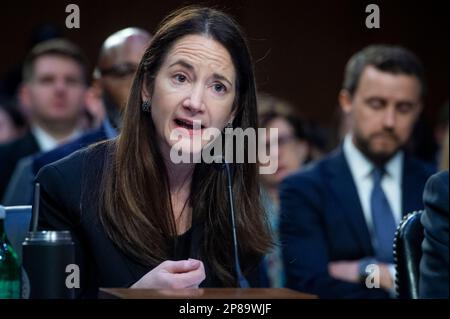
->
[169, 59, 233, 86]
[212, 73, 232, 87]
[168, 59, 194, 71]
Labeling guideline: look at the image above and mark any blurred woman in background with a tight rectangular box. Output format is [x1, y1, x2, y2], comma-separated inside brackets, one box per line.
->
[257, 93, 311, 287]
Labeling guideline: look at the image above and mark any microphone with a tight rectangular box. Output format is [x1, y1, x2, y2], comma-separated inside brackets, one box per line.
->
[212, 156, 250, 288]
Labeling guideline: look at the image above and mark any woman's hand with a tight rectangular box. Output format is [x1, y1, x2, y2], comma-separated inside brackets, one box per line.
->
[131, 258, 206, 289]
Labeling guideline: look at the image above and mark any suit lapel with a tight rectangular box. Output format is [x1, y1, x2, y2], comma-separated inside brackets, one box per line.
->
[325, 149, 373, 255]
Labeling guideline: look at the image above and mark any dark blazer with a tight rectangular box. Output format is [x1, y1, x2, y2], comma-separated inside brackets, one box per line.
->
[36, 142, 262, 298]
[279, 147, 435, 299]
[0, 131, 40, 199]
[419, 171, 449, 299]
[2, 127, 109, 205]
[32, 126, 108, 176]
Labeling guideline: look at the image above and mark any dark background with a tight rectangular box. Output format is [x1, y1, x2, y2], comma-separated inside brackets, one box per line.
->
[0, 0, 448, 133]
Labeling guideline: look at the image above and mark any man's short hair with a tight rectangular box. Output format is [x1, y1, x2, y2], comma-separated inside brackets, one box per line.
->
[343, 45, 426, 99]
[22, 38, 89, 84]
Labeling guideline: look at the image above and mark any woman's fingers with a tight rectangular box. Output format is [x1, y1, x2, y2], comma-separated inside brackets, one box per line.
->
[132, 259, 206, 289]
[171, 260, 206, 288]
[161, 259, 201, 273]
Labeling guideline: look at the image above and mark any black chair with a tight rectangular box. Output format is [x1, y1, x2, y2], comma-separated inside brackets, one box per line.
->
[393, 210, 424, 299]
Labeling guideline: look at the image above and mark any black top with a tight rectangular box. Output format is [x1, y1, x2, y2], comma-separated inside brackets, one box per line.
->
[35, 141, 263, 298]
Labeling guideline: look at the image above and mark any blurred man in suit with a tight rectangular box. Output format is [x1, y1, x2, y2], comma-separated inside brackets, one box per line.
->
[2, 28, 152, 205]
[0, 39, 88, 199]
[280, 45, 435, 298]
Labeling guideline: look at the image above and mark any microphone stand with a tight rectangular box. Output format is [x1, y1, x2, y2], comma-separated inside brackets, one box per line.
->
[221, 159, 250, 288]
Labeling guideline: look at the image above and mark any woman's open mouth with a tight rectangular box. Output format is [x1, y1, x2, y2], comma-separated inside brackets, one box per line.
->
[174, 118, 205, 135]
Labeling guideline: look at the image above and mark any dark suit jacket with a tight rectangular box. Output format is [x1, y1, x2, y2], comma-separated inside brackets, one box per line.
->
[280, 147, 435, 299]
[2, 127, 108, 205]
[0, 131, 40, 200]
[32, 126, 108, 176]
[419, 171, 449, 299]
[36, 142, 262, 298]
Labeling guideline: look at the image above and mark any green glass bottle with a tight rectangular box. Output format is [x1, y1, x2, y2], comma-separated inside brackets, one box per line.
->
[0, 214, 21, 299]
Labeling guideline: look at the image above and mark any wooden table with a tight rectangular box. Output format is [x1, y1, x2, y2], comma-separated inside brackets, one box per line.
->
[99, 288, 316, 299]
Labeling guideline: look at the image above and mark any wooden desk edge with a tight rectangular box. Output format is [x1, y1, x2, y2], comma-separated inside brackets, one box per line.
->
[99, 288, 317, 299]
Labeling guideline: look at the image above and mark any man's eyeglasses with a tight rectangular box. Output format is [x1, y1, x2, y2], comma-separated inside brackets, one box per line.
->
[99, 63, 138, 78]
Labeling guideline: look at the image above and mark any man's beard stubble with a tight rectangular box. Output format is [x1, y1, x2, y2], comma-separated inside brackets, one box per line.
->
[353, 130, 402, 167]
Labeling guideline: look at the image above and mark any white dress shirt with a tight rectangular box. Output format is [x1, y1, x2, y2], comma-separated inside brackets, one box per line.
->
[32, 125, 82, 152]
[343, 134, 402, 295]
[343, 134, 403, 236]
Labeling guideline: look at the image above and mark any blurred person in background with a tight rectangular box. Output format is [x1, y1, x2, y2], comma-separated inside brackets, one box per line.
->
[0, 24, 62, 100]
[0, 39, 88, 199]
[2, 28, 152, 205]
[280, 45, 435, 298]
[257, 93, 311, 288]
[258, 93, 311, 206]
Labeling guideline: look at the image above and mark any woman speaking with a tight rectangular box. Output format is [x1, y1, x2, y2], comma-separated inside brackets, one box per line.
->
[36, 6, 272, 297]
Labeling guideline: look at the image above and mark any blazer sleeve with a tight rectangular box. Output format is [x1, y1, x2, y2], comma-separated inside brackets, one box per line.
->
[279, 173, 388, 299]
[419, 171, 449, 299]
[35, 161, 96, 298]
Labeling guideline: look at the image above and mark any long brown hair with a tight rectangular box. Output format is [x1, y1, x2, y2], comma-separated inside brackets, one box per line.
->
[98, 6, 272, 285]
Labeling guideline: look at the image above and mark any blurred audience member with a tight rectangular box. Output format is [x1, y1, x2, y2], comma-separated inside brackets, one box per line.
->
[93, 27, 152, 129]
[0, 24, 62, 99]
[0, 39, 88, 199]
[2, 28, 151, 205]
[257, 93, 311, 287]
[0, 98, 26, 144]
[258, 93, 311, 204]
[280, 45, 435, 298]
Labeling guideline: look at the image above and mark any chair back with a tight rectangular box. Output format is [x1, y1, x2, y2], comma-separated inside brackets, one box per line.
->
[394, 210, 424, 299]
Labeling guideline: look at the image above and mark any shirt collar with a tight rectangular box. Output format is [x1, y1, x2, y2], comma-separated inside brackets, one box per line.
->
[385, 148, 403, 182]
[343, 134, 404, 182]
[32, 125, 82, 152]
